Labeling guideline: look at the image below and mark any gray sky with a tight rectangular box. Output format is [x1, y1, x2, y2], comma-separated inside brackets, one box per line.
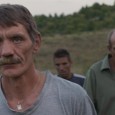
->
[0, 0, 114, 16]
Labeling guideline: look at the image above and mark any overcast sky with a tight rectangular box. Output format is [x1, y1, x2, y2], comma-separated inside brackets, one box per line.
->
[0, 0, 114, 16]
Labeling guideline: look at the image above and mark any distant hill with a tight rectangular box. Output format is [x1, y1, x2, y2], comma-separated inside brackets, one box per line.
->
[34, 2, 115, 36]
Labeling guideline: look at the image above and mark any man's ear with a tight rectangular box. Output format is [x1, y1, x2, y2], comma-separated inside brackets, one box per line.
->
[33, 34, 41, 54]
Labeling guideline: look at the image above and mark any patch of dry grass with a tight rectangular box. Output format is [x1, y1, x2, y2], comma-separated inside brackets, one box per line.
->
[35, 29, 110, 76]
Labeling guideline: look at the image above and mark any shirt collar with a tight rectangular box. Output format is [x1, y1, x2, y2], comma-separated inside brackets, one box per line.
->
[101, 54, 111, 71]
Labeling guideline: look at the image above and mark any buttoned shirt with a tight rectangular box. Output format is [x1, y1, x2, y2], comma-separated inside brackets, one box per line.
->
[84, 55, 115, 115]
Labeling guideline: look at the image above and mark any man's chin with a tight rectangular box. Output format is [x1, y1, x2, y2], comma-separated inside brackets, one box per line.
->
[60, 74, 68, 78]
[2, 70, 19, 78]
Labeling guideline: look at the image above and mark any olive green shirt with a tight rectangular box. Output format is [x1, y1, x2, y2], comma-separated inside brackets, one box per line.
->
[84, 55, 115, 115]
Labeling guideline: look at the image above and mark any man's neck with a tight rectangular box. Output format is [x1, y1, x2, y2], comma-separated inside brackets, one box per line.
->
[109, 57, 115, 72]
[1, 71, 46, 111]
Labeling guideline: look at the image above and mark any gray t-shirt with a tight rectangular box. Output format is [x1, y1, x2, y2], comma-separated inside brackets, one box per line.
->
[0, 71, 97, 115]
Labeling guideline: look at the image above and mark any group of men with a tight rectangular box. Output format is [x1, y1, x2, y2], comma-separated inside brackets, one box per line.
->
[0, 3, 114, 115]
[53, 31, 115, 115]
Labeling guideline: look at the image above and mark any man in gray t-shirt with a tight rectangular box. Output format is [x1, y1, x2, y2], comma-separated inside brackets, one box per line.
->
[0, 71, 97, 115]
[0, 4, 96, 115]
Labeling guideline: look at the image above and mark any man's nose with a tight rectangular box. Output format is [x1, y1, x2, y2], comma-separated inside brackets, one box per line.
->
[59, 65, 64, 70]
[0, 40, 14, 57]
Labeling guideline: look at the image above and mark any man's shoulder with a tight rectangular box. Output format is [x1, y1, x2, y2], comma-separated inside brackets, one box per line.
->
[89, 58, 104, 70]
[56, 78, 86, 97]
[45, 70, 85, 94]
[90, 55, 109, 69]
[73, 73, 85, 79]
[44, 70, 89, 108]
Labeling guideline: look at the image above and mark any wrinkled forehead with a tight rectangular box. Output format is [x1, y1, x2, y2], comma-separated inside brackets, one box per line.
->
[0, 23, 29, 39]
[0, 22, 19, 28]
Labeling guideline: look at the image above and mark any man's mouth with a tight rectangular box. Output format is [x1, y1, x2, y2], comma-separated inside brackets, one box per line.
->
[0, 57, 21, 66]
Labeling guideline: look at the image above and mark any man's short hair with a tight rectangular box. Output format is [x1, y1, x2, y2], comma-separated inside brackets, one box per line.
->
[53, 48, 71, 61]
[0, 4, 40, 42]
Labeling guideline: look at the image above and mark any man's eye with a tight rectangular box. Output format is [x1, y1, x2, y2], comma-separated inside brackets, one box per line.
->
[56, 64, 60, 67]
[0, 38, 3, 43]
[63, 63, 67, 65]
[12, 37, 23, 43]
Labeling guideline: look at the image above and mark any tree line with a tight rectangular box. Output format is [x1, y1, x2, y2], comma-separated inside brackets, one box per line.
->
[34, 2, 115, 36]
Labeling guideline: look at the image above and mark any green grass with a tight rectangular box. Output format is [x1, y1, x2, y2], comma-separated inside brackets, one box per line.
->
[35, 29, 110, 76]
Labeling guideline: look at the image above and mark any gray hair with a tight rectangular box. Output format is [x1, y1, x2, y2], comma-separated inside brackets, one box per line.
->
[0, 4, 40, 42]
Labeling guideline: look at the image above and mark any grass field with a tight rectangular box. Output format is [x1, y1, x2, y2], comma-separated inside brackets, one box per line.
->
[35, 29, 111, 76]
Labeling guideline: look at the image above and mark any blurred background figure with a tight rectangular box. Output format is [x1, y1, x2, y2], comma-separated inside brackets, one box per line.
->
[53, 48, 85, 86]
[84, 29, 115, 115]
